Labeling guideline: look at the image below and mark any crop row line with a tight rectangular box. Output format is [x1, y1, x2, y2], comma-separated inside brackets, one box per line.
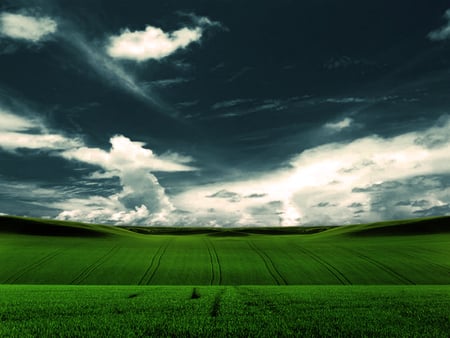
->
[204, 239, 222, 285]
[138, 239, 172, 285]
[248, 241, 288, 285]
[71, 246, 120, 285]
[295, 245, 352, 285]
[338, 246, 415, 285]
[401, 247, 450, 272]
[4, 249, 62, 284]
[210, 288, 226, 317]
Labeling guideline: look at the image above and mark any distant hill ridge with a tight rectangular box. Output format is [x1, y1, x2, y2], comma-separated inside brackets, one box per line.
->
[0, 214, 449, 237]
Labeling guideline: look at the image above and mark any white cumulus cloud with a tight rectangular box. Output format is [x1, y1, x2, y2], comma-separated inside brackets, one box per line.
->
[106, 15, 218, 61]
[62, 135, 195, 173]
[58, 135, 196, 225]
[174, 116, 450, 226]
[107, 26, 201, 61]
[0, 13, 57, 42]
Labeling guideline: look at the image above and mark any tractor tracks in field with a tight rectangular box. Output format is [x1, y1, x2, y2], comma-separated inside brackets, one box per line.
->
[248, 241, 288, 285]
[210, 288, 226, 317]
[294, 245, 352, 285]
[338, 246, 415, 285]
[71, 246, 120, 285]
[204, 239, 222, 285]
[4, 249, 62, 284]
[402, 247, 450, 273]
[138, 239, 172, 285]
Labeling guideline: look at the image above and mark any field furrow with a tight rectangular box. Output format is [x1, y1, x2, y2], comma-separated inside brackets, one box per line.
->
[210, 288, 226, 317]
[401, 246, 450, 272]
[338, 246, 415, 284]
[204, 239, 216, 285]
[248, 241, 287, 285]
[145, 239, 172, 285]
[4, 250, 62, 284]
[204, 239, 222, 285]
[138, 242, 167, 285]
[71, 246, 120, 285]
[294, 245, 352, 285]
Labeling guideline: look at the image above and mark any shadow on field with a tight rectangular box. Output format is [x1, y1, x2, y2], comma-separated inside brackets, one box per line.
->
[191, 288, 201, 299]
[238, 227, 334, 235]
[349, 216, 450, 236]
[121, 227, 217, 235]
[207, 231, 249, 237]
[122, 226, 335, 236]
[0, 216, 108, 237]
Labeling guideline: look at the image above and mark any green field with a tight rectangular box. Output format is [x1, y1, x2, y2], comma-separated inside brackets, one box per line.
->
[1, 215, 449, 285]
[1, 285, 449, 337]
[0, 215, 449, 336]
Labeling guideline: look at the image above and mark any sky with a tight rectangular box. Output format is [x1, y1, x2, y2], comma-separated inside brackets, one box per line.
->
[0, 0, 450, 227]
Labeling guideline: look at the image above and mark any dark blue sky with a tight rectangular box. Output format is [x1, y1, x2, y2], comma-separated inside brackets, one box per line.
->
[1, 0, 450, 226]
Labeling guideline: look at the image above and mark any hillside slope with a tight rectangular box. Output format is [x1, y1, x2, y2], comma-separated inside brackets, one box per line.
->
[0, 215, 449, 285]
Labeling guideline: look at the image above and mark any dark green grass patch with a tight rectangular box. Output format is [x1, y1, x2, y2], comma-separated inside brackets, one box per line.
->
[0, 215, 132, 237]
[0, 216, 108, 237]
[0, 285, 448, 337]
[207, 230, 249, 237]
[346, 216, 450, 236]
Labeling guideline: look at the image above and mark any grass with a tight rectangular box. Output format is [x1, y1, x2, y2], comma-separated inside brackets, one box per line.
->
[0, 285, 449, 337]
[0, 215, 449, 285]
[0, 215, 449, 336]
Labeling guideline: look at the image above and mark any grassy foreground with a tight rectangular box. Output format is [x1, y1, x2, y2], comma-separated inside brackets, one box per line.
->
[1, 285, 449, 337]
[0, 215, 449, 336]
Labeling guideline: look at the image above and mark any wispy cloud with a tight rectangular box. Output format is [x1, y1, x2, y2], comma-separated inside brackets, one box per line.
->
[144, 77, 191, 88]
[0, 108, 35, 131]
[207, 189, 241, 203]
[325, 117, 353, 132]
[428, 9, 450, 41]
[323, 56, 375, 70]
[0, 107, 80, 152]
[0, 9, 166, 113]
[323, 96, 397, 104]
[211, 98, 254, 110]
[208, 98, 288, 119]
[0, 12, 57, 42]
[0, 8, 195, 117]
[225, 67, 253, 83]
[325, 97, 367, 104]
[59, 29, 169, 112]
[0, 132, 80, 151]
